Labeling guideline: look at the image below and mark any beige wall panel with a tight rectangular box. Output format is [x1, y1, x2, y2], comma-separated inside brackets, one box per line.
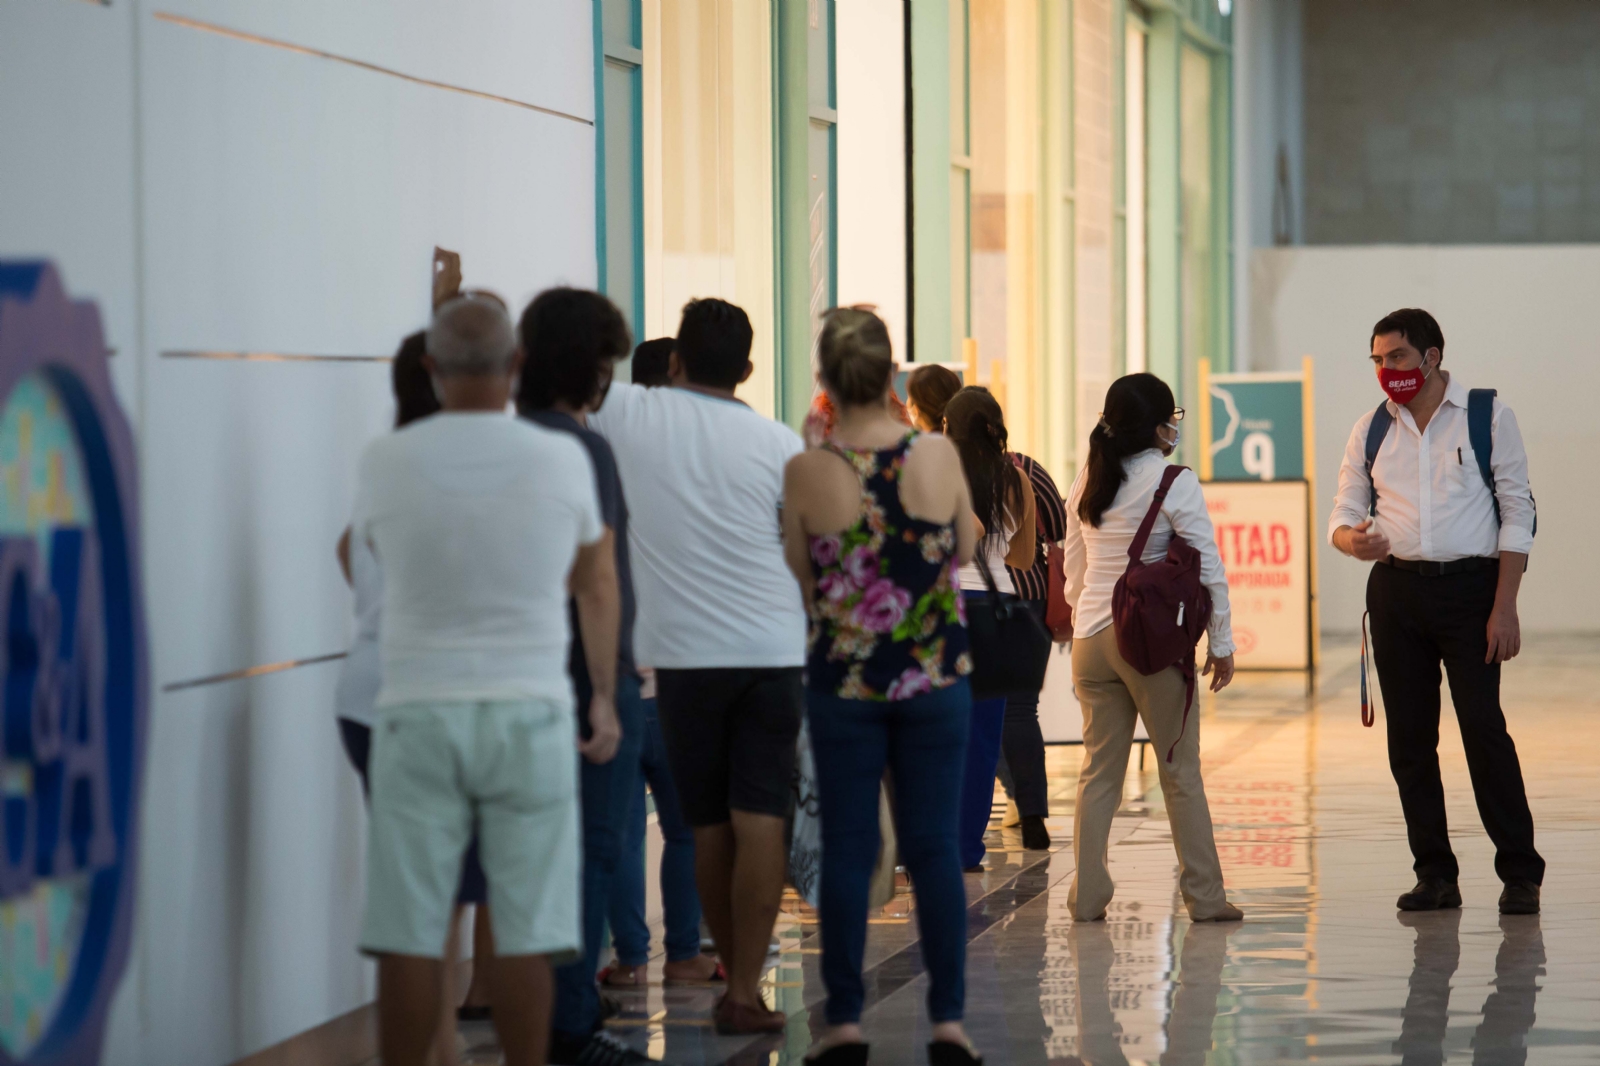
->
[643, 0, 776, 416]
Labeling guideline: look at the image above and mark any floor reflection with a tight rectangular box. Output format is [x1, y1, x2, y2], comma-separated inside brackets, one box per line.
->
[413, 638, 1600, 1065]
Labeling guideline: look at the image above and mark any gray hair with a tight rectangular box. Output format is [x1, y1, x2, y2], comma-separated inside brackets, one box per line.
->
[427, 295, 516, 376]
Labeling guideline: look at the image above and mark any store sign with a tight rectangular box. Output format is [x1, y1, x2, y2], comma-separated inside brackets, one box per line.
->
[0, 263, 148, 1066]
[1207, 374, 1306, 482]
[1202, 480, 1310, 670]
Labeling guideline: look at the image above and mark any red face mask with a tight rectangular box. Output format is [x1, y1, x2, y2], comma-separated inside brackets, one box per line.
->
[1378, 362, 1431, 406]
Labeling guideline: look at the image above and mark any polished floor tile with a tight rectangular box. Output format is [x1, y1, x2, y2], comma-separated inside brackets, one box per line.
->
[445, 636, 1600, 1065]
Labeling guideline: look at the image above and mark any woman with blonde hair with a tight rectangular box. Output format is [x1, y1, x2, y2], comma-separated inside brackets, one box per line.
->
[782, 307, 985, 1065]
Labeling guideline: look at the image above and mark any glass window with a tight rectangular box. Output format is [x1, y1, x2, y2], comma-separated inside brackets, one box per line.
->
[1180, 43, 1214, 387]
[597, 0, 643, 337]
[1124, 24, 1147, 375]
[807, 0, 837, 355]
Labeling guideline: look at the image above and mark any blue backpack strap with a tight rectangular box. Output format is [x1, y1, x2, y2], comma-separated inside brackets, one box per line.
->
[1363, 402, 1394, 516]
[1466, 387, 1537, 536]
[1467, 388, 1499, 526]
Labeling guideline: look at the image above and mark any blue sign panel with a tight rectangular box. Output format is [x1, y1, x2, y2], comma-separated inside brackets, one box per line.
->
[1208, 376, 1306, 482]
[0, 263, 148, 1066]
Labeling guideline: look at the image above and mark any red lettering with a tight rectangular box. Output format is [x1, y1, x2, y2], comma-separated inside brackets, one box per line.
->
[1246, 525, 1267, 565]
[1226, 524, 1245, 566]
[1269, 524, 1291, 565]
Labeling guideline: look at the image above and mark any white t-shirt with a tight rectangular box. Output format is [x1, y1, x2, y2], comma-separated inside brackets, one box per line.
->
[589, 383, 806, 669]
[333, 527, 383, 727]
[350, 412, 603, 707]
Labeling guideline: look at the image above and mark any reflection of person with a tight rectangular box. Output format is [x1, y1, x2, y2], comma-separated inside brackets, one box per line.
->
[352, 297, 620, 1066]
[588, 298, 806, 1036]
[1063, 373, 1240, 923]
[1066, 922, 1132, 1066]
[1329, 308, 1543, 916]
[781, 308, 980, 1065]
[1393, 910, 1545, 1066]
[1161, 924, 1239, 1066]
[945, 387, 1037, 872]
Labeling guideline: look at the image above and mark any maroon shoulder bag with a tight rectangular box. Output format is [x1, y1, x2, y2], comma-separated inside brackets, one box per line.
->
[1111, 464, 1212, 762]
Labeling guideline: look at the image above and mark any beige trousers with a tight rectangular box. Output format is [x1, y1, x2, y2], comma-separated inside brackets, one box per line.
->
[1068, 627, 1230, 920]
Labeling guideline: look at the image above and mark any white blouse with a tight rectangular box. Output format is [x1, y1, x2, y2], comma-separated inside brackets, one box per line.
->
[1063, 450, 1235, 658]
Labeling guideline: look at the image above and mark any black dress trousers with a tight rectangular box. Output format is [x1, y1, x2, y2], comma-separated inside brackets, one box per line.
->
[1366, 562, 1544, 885]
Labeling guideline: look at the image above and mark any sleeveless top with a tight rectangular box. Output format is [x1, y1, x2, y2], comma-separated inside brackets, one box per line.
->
[805, 433, 972, 701]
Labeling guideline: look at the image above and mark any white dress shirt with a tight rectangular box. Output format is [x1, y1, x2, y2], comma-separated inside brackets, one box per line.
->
[1063, 450, 1235, 658]
[1328, 374, 1534, 562]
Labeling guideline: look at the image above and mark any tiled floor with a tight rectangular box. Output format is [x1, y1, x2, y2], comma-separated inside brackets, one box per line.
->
[453, 636, 1600, 1065]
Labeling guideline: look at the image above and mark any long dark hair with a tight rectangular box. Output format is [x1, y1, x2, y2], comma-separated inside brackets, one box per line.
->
[392, 331, 441, 427]
[944, 387, 1020, 536]
[907, 364, 962, 431]
[1079, 373, 1175, 527]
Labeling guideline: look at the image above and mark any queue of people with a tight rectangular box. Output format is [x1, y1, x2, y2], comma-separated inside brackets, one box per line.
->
[334, 287, 1538, 1066]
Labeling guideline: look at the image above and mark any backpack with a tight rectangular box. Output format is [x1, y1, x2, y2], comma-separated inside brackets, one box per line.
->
[1363, 387, 1536, 535]
[1111, 464, 1212, 762]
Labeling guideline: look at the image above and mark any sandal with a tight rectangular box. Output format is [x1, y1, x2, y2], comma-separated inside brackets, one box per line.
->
[598, 963, 649, 988]
[663, 959, 727, 987]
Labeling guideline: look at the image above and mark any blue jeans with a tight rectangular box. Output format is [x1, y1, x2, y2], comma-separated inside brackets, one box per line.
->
[807, 679, 972, 1025]
[552, 671, 644, 1039]
[607, 697, 703, 965]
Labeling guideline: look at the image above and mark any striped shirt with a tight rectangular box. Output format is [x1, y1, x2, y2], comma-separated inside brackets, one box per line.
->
[1006, 453, 1067, 602]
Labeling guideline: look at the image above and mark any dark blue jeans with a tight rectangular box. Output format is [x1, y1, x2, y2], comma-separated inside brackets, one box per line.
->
[552, 672, 644, 1040]
[959, 587, 1012, 869]
[807, 679, 972, 1025]
[607, 697, 703, 965]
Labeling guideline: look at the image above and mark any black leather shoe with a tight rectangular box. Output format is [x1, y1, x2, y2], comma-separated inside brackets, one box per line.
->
[1499, 880, 1540, 915]
[1020, 815, 1052, 851]
[804, 1044, 870, 1066]
[1397, 878, 1462, 911]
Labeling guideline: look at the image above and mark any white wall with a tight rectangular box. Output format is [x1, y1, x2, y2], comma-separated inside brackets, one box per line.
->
[2, 3, 597, 1063]
[836, 0, 908, 362]
[1248, 245, 1599, 635]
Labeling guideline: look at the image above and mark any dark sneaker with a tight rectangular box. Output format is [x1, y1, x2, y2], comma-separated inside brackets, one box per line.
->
[1397, 878, 1462, 911]
[1020, 815, 1052, 851]
[549, 1029, 667, 1066]
[1499, 880, 1540, 915]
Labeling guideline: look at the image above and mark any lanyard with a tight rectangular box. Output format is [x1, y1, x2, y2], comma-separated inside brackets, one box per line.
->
[1359, 611, 1378, 728]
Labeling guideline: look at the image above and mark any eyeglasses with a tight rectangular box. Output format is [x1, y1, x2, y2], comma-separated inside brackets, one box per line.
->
[1170, 408, 1185, 423]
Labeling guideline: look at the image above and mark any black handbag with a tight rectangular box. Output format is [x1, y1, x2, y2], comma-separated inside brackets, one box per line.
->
[965, 553, 1053, 700]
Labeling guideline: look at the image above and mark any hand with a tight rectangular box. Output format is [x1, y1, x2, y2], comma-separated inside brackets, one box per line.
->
[1486, 604, 1521, 664]
[1342, 519, 1391, 562]
[578, 693, 621, 764]
[1202, 652, 1235, 693]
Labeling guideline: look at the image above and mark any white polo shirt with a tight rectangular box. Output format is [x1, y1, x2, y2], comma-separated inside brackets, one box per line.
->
[589, 382, 807, 669]
[1328, 374, 1535, 562]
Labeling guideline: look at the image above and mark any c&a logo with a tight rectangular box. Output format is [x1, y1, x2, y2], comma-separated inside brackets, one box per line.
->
[0, 263, 148, 1066]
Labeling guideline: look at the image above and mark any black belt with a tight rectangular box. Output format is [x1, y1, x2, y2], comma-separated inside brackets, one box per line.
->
[1381, 555, 1497, 577]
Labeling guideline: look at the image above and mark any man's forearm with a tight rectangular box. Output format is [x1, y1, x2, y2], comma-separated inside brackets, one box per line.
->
[1332, 525, 1353, 555]
[575, 588, 620, 699]
[1495, 551, 1527, 611]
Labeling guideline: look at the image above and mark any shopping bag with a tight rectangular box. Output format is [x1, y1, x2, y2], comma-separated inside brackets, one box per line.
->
[787, 720, 900, 910]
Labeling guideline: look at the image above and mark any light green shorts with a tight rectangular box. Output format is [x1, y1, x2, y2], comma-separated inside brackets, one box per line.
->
[359, 698, 581, 961]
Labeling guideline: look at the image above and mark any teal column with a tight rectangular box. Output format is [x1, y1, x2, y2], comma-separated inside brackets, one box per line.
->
[909, 0, 952, 365]
[776, 0, 813, 427]
[1145, 10, 1182, 398]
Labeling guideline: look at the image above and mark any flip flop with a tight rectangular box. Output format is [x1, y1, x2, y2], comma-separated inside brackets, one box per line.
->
[663, 959, 727, 987]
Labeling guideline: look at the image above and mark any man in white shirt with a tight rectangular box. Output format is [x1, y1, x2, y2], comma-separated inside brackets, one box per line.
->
[1330, 308, 1543, 917]
[352, 296, 622, 1066]
[588, 297, 806, 1036]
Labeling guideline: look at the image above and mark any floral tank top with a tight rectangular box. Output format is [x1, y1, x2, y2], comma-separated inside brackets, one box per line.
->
[806, 433, 972, 701]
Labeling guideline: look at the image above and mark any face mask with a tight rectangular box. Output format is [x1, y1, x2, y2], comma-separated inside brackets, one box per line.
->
[1378, 358, 1433, 406]
[1161, 422, 1180, 453]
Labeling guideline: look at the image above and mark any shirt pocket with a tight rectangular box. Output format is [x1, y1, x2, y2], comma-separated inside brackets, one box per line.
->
[1451, 443, 1488, 501]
